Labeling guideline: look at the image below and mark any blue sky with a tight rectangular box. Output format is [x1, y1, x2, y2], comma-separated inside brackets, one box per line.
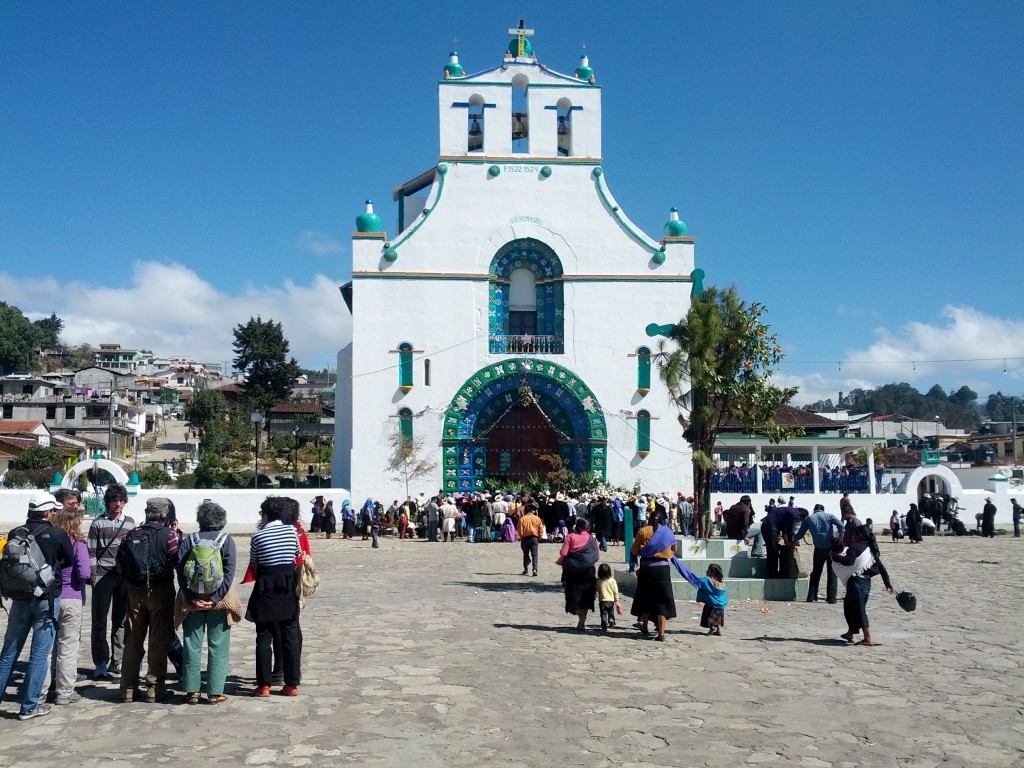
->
[2, 2, 1022, 405]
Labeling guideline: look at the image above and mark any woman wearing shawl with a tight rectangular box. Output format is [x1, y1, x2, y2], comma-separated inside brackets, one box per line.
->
[340, 499, 356, 539]
[557, 518, 600, 631]
[905, 503, 923, 543]
[321, 500, 336, 539]
[831, 524, 894, 646]
[309, 496, 324, 533]
[359, 499, 375, 542]
[629, 510, 677, 641]
[501, 515, 517, 543]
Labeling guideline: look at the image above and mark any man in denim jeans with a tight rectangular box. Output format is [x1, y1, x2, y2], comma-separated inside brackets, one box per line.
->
[0, 493, 74, 720]
[796, 504, 844, 603]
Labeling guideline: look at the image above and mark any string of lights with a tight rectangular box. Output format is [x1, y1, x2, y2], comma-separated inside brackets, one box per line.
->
[351, 332, 1022, 382]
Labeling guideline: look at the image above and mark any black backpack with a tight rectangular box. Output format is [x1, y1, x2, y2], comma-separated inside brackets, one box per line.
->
[118, 524, 171, 588]
[0, 526, 55, 601]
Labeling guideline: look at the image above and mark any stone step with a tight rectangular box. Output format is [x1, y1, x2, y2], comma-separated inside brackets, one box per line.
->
[614, 567, 810, 602]
[676, 557, 767, 579]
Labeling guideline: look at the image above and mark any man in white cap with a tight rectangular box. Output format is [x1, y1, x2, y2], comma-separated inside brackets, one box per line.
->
[0, 492, 74, 720]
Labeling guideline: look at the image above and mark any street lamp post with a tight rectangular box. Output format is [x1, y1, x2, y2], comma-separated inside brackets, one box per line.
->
[1012, 398, 1019, 465]
[250, 412, 264, 489]
[292, 426, 300, 486]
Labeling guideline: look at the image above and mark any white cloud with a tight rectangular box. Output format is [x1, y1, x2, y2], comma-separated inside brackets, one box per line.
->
[296, 230, 345, 256]
[1, 262, 351, 370]
[783, 305, 1024, 405]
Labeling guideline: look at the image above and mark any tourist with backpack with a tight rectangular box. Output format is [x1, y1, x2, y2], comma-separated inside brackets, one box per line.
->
[0, 492, 74, 720]
[115, 497, 178, 702]
[87, 483, 135, 681]
[174, 501, 240, 705]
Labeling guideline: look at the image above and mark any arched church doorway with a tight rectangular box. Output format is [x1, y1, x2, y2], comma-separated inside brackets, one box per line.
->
[484, 400, 560, 482]
[442, 359, 607, 493]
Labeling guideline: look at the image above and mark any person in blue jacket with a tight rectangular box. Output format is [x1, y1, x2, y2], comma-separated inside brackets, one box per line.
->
[674, 561, 728, 636]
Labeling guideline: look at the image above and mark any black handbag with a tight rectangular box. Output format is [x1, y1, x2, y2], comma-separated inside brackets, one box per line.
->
[896, 591, 917, 612]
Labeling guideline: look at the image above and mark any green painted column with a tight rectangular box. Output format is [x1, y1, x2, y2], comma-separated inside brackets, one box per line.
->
[623, 507, 634, 566]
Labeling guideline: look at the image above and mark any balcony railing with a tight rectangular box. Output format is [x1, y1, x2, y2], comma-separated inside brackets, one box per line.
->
[709, 469, 880, 495]
[489, 334, 564, 355]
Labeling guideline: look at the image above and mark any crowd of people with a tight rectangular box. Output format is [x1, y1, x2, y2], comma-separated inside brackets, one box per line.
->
[321, 490, 712, 546]
[0, 486, 311, 720]
[709, 463, 881, 495]
[16, 477, 1008, 718]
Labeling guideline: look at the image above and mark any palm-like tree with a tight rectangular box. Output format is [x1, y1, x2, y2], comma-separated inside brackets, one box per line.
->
[658, 286, 798, 537]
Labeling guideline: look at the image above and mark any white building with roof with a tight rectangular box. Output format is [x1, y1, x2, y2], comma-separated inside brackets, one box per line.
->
[333, 25, 698, 499]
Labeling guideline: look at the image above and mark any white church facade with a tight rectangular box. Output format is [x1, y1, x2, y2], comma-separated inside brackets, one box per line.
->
[333, 25, 700, 500]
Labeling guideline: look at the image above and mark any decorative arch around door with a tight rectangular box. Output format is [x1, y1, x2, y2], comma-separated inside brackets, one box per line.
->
[442, 359, 606, 493]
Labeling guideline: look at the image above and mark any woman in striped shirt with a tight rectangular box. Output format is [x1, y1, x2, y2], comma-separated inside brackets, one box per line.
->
[246, 497, 301, 697]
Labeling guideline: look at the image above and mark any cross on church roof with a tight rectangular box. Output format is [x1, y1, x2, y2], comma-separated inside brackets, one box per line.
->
[508, 18, 534, 58]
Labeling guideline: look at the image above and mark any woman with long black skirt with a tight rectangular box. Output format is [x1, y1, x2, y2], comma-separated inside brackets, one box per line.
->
[832, 525, 895, 647]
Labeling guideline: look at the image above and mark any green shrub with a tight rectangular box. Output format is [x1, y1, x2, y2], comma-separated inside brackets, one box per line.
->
[139, 465, 172, 489]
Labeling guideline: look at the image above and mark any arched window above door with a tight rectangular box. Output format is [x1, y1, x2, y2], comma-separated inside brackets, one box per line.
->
[488, 239, 563, 355]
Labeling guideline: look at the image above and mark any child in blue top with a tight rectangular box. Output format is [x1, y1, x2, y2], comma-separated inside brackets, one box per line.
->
[674, 561, 728, 636]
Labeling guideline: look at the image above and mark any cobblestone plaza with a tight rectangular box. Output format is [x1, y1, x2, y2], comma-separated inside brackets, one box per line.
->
[1, 534, 1021, 767]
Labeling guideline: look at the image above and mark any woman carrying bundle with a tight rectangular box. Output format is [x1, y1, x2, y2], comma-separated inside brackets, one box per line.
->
[832, 524, 895, 647]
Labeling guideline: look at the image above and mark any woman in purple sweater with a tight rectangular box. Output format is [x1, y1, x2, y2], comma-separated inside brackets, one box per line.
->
[832, 525, 895, 646]
[49, 501, 91, 705]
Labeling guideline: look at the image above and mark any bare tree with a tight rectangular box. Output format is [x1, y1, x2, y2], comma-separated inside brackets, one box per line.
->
[387, 433, 437, 499]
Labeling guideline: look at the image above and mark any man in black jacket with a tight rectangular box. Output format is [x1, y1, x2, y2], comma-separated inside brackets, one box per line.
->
[0, 492, 74, 720]
[116, 497, 178, 703]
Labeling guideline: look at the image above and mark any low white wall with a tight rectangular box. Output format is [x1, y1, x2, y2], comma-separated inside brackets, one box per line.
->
[0, 488, 351, 534]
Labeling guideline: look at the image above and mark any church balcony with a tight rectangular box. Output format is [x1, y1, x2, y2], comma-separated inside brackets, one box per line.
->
[489, 334, 564, 355]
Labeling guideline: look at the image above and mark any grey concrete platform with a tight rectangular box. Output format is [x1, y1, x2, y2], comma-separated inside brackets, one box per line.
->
[1, 534, 1021, 767]
[617, 536, 810, 601]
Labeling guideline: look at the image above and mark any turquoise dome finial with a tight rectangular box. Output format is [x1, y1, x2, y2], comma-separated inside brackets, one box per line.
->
[507, 37, 533, 58]
[664, 207, 687, 237]
[356, 200, 383, 233]
[444, 51, 464, 78]
[575, 54, 594, 83]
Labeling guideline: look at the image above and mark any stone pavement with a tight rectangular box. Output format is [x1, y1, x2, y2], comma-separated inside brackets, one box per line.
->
[1, 534, 1022, 767]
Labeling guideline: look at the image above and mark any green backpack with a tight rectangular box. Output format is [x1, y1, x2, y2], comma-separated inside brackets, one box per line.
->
[182, 532, 228, 596]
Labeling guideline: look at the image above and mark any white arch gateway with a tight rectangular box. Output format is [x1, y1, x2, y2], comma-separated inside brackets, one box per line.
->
[60, 456, 131, 488]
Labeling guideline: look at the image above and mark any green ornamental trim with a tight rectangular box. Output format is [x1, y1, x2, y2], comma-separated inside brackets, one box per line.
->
[443, 359, 607, 442]
[437, 163, 448, 175]
[441, 360, 608, 492]
[386, 163, 449, 253]
[488, 165, 501, 177]
[592, 169, 660, 255]
[384, 249, 398, 263]
[540, 166, 552, 177]
[652, 251, 666, 265]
